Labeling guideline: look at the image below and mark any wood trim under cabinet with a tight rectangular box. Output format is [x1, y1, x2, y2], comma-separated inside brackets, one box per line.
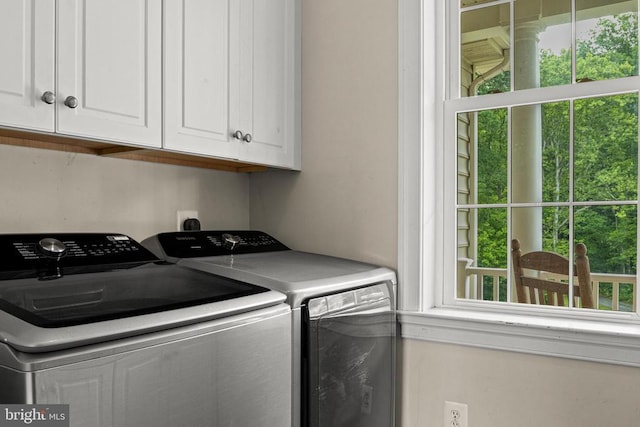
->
[0, 128, 268, 173]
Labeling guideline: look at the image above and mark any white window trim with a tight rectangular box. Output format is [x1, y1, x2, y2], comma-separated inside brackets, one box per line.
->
[397, 0, 640, 367]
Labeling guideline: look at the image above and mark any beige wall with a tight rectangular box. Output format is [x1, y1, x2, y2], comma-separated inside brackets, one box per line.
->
[250, 0, 398, 268]
[0, 144, 250, 240]
[401, 340, 640, 427]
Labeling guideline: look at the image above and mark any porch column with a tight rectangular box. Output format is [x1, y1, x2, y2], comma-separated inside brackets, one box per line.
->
[511, 22, 544, 254]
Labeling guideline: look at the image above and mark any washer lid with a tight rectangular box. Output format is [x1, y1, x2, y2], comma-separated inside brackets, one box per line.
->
[0, 263, 271, 328]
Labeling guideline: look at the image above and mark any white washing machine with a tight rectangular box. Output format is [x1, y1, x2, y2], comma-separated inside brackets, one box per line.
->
[142, 230, 397, 427]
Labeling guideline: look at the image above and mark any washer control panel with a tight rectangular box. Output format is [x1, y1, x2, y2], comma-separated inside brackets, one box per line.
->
[1, 233, 158, 277]
[150, 230, 289, 258]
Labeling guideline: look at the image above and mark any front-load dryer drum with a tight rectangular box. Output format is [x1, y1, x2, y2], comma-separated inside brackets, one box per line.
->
[304, 283, 395, 427]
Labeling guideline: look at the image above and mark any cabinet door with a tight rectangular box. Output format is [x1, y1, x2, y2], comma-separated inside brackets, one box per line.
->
[0, 0, 54, 131]
[57, 0, 161, 147]
[164, 0, 237, 159]
[233, 0, 300, 169]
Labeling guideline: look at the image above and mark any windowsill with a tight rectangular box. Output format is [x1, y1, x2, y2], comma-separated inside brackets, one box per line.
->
[399, 307, 640, 367]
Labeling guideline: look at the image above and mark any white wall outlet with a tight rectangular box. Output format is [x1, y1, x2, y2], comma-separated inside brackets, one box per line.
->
[444, 401, 468, 427]
[177, 210, 198, 231]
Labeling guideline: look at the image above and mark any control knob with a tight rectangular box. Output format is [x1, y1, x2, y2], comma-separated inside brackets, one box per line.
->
[36, 238, 67, 280]
[222, 233, 241, 251]
[37, 238, 67, 260]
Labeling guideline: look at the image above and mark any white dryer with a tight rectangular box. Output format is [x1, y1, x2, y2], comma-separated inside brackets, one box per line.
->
[143, 230, 397, 427]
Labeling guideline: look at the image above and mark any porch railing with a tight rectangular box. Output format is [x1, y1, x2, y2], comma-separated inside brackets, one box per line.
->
[458, 259, 637, 311]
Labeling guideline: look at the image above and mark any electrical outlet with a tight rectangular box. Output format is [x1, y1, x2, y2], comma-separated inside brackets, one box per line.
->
[444, 401, 468, 427]
[177, 210, 198, 231]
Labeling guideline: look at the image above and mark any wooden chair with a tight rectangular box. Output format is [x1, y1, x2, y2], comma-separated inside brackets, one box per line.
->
[511, 239, 595, 309]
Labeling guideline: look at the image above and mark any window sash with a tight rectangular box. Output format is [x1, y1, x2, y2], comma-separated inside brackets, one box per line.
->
[446, 76, 640, 111]
[444, 67, 640, 317]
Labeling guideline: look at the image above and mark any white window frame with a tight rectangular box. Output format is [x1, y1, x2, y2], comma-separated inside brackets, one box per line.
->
[398, 0, 640, 367]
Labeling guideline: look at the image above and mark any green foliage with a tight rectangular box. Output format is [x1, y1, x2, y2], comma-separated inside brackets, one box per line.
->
[577, 13, 639, 79]
[476, 108, 508, 205]
[477, 208, 507, 268]
[541, 49, 571, 87]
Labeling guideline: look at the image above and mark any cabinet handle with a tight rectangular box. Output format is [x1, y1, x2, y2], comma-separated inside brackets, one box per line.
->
[41, 91, 56, 105]
[232, 130, 244, 140]
[64, 96, 79, 109]
[242, 133, 252, 143]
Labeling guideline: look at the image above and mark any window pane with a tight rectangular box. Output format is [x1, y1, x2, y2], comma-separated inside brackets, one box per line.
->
[576, 2, 639, 82]
[513, 207, 579, 308]
[456, 208, 507, 302]
[458, 108, 508, 205]
[476, 108, 508, 204]
[512, 101, 571, 203]
[457, 112, 473, 204]
[512, 206, 570, 256]
[511, 104, 542, 203]
[574, 205, 637, 311]
[542, 206, 571, 254]
[574, 94, 638, 202]
[461, 4, 511, 96]
[574, 205, 637, 276]
[478, 208, 508, 270]
[536, 0, 572, 87]
[542, 101, 571, 202]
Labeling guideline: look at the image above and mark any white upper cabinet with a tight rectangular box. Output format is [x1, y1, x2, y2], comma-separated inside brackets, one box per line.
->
[163, 0, 236, 159]
[165, 0, 301, 169]
[57, 0, 162, 147]
[233, 0, 299, 169]
[0, 0, 299, 168]
[0, 1, 55, 131]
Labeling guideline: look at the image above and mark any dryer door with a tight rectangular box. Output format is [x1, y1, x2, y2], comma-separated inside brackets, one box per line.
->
[303, 283, 396, 427]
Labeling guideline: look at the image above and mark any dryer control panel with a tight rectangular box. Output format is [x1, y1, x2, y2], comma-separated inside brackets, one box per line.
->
[146, 230, 290, 259]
